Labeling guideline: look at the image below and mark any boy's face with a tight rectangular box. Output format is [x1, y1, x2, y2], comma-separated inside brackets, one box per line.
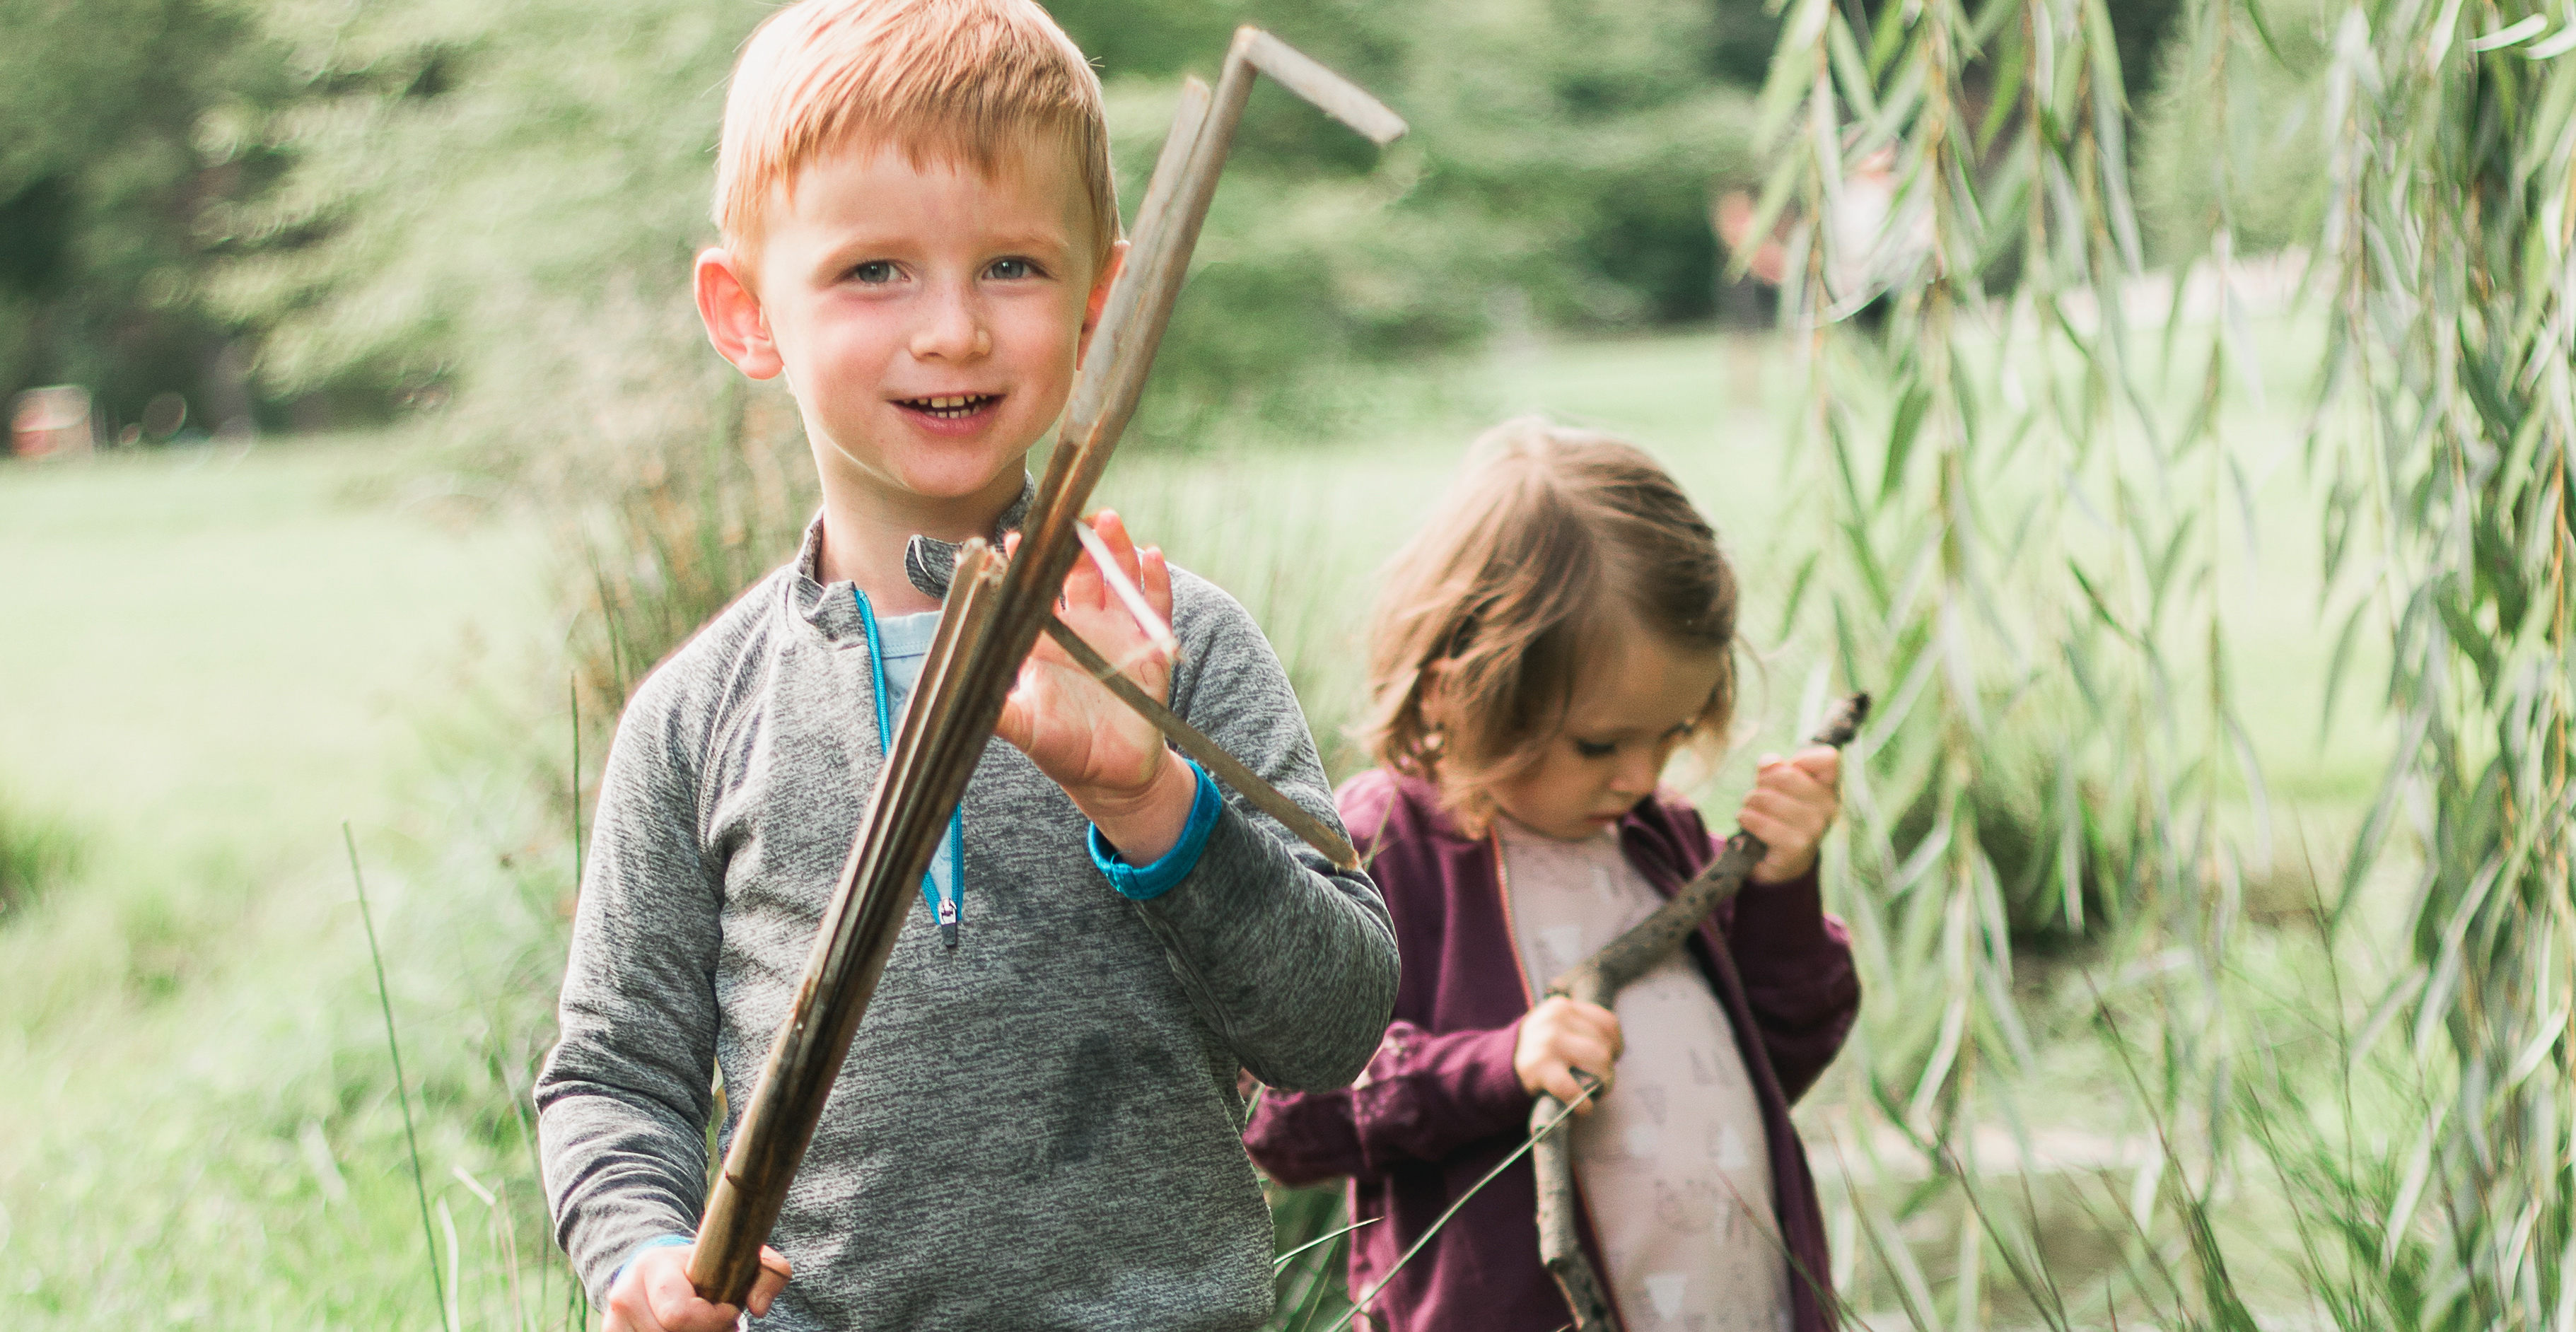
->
[699, 139, 1118, 516]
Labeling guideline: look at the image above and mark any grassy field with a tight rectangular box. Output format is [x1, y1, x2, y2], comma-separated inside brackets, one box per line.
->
[0, 436, 571, 1326]
[0, 322, 2397, 1328]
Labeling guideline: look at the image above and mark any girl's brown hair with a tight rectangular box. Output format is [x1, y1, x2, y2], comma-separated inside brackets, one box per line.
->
[1363, 418, 1740, 832]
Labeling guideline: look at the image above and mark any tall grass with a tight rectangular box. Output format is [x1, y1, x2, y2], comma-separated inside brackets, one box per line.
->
[0, 790, 78, 921]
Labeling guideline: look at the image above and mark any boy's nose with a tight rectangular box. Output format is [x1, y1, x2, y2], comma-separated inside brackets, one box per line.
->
[909, 288, 991, 361]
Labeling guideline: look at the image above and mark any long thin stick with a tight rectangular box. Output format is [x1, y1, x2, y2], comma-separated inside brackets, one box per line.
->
[346, 823, 452, 1332]
[1527, 694, 1870, 1332]
[1044, 617, 1358, 869]
[686, 31, 1404, 1307]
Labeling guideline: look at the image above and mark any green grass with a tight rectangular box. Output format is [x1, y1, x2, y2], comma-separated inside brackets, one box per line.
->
[0, 323, 2407, 1328]
[0, 434, 569, 1326]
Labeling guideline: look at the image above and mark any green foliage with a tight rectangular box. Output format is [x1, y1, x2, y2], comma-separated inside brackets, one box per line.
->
[1761, 0, 2576, 1318]
[0, 0, 298, 423]
[206, 0, 1769, 445]
[2132, 0, 2335, 262]
[2308, 0, 2576, 1318]
[211, 0, 767, 418]
[1753, 0, 2291, 1316]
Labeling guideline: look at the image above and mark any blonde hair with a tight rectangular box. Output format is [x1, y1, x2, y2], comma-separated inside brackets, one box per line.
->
[1364, 419, 1741, 834]
[714, 0, 1120, 275]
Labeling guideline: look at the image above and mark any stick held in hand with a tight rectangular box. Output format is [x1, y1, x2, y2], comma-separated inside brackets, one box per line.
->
[1527, 692, 1870, 1332]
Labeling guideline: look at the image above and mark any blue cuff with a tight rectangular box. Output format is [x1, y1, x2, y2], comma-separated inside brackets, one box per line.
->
[608, 1233, 694, 1292]
[1088, 761, 1221, 901]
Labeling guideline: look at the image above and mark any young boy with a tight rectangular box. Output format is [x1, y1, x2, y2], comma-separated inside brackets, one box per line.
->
[533, 2, 1401, 1328]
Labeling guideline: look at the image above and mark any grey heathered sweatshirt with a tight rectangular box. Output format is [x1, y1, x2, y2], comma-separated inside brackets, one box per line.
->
[536, 514, 1399, 1328]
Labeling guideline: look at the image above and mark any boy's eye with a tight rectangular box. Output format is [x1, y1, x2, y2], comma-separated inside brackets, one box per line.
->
[850, 260, 898, 284]
[986, 257, 1039, 280]
[1573, 739, 1618, 759]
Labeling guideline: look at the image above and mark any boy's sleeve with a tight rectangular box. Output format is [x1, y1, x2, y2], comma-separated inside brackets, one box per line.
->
[534, 682, 725, 1301]
[1127, 578, 1401, 1092]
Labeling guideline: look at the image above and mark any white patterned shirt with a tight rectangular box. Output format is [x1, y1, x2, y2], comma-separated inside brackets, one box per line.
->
[1500, 822, 1790, 1332]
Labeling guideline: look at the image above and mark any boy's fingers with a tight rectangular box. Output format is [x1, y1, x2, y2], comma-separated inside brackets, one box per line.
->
[1061, 532, 1105, 614]
[636, 1261, 734, 1332]
[1092, 505, 1143, 582]
[603, 1285, 665, 1332]
[1092, 509, 1145, 582]
[1789, 744, 1841, 785]
[1142, 544, 1173, 619]
[993, 678, 1032, 752]
[748, 1244, 793, 1316]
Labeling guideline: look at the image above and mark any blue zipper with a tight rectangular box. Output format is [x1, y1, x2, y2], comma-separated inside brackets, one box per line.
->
[854, 588, 967, 949]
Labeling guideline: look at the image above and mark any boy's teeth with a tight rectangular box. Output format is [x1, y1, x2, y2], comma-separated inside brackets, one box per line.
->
[907, 394, 992, 419]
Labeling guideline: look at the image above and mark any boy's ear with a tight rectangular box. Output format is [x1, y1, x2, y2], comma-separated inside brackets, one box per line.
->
[1076, 240, 1130, 362]
[695, 246, 783, 380]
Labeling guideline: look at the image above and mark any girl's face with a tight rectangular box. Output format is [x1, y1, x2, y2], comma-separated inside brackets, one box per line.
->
[1484, 629, 1730, 841]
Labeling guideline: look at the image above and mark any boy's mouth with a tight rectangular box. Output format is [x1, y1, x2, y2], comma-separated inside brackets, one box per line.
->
[894, 393, 1003, 421]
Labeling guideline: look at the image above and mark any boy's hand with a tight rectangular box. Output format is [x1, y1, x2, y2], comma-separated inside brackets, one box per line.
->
[1739, 744, 1841, 884]
[996, 510, 1196, 863]
[603, 1242, 789, 1331]
[1515, 996, 1623, 1113]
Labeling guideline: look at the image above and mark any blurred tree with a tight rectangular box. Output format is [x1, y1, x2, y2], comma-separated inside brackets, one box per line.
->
[0, 0, 298, 431]
[210, 0, 769, 429]
[216, 0, 1777, 444]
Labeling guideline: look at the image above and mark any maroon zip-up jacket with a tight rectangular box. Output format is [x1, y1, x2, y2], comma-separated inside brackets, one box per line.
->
[1243, 770, 1859, 1332]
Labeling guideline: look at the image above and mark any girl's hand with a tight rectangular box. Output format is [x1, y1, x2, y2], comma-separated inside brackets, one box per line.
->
[1514, 996, 1623, 1112]
[602, 1242, 789, 1331]
[1739, 744, 1841, 884]
[994, 510, 1196, 862]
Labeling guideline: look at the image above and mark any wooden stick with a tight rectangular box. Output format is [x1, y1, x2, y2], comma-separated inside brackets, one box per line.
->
[1237, 30, 1407, 145]
[689, 542, 1005, 1302]
[1526, 694, 1871, 1332]
[687, 32, 1404, 1307]
[1043, 617, 1359, 870]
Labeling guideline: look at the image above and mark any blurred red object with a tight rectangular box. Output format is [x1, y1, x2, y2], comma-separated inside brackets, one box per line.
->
[11, 386, 95, 459]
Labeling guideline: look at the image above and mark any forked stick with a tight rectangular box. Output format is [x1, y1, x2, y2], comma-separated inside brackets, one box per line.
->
[1527, 694, 1870, 1331]
[686, 30, 1405, 1307]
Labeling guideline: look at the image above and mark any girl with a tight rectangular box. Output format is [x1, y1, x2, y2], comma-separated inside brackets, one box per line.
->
[1245, 420, 1857, 1332]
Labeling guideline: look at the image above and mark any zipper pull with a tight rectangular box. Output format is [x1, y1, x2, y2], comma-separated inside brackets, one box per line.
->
[938, 895, 960, 950]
